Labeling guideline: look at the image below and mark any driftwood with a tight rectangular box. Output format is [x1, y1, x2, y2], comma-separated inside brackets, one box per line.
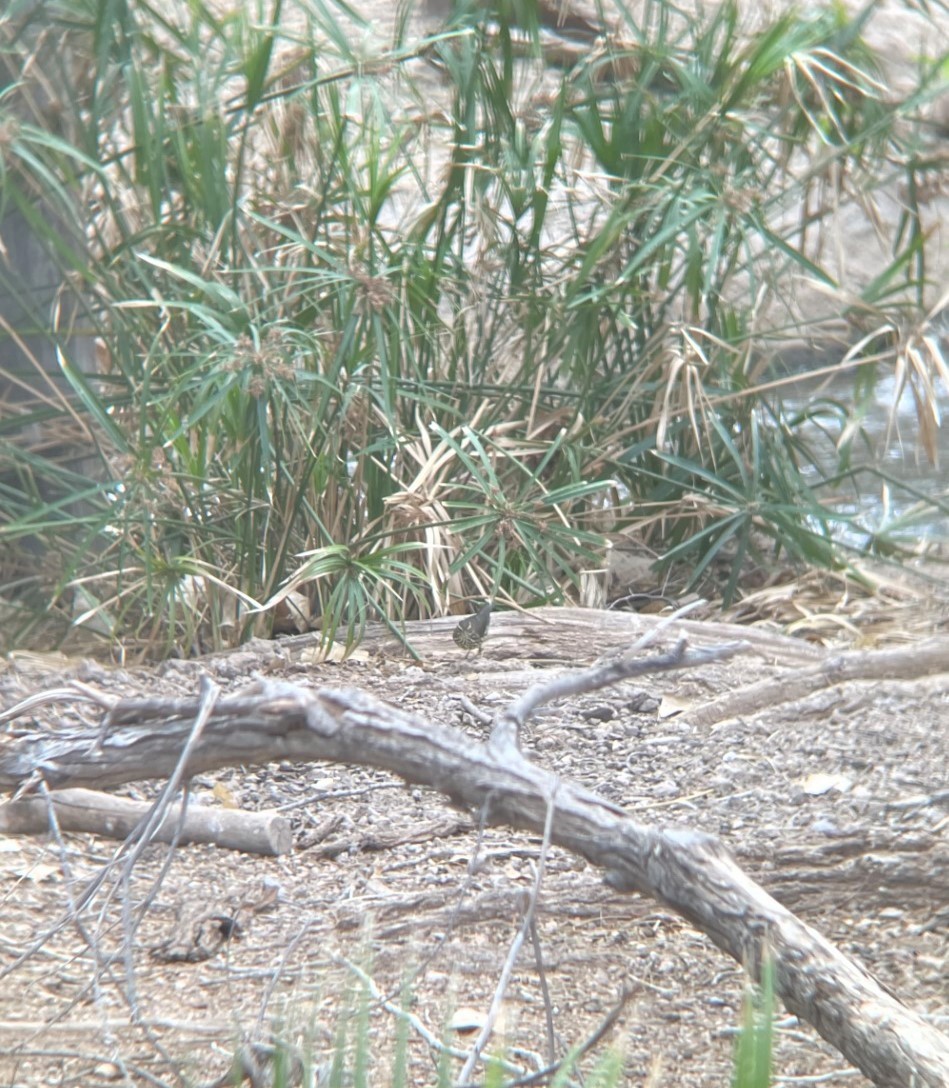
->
[0, 787, 292, 855]
[1, 639, 948, 1087]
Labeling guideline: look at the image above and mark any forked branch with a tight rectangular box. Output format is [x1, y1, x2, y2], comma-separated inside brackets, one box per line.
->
[0, 641, 947, 1087]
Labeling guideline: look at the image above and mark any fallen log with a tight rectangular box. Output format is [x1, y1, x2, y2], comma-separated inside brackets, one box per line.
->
[0, 787, 292, 855]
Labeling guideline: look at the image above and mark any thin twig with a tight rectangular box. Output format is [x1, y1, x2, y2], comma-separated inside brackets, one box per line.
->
[337, 957, 521, 1071]
[0, 678, 221, 1087]
[254, 918, 321, 1034]
[529, 914, 556, 1069]
[455, 781, 559, 1086]
[0, 681, 117, 727]
[492, 986, 634, 1088]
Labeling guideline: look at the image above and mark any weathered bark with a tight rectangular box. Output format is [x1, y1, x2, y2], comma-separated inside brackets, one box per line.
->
[1, 673, 947, 1086]
[0, 787, 292, 855]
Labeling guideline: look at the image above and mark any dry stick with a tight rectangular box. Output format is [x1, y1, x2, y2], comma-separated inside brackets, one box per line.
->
[253, 917, 321, 1036]
[456, 693, 493, 726]
[112, 681, 222, 1082]
[355, 796, 508, 1042]
[337, 957, 516, 1072]
[2, 644, 948, 1087]
[12, 781, 169, 1078]
[91, 683, 222, 1078]
[118, 781, 195, 1011]
[456, 782, 559, 1086]
[0, 788, 291, 854]
[0, 681, 116, 728]
[491, 637, 746, 750]
[34, 779, 112, 1015]
[502, 987, 634, 1088]
[529, 914, 557, 1070]
[685, 635, 949, 728]
[0, 680, 221, 1088]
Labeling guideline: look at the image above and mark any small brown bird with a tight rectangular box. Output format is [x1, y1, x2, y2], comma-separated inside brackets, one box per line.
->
[452, 601, 493, 655]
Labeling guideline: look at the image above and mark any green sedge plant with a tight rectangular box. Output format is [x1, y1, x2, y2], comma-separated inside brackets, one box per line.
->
[0, 0, 946, 654]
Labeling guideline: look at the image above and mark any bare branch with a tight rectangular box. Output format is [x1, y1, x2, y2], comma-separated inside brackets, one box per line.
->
[491, 638, 747, 749]
[1, 650, 947, 1086]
